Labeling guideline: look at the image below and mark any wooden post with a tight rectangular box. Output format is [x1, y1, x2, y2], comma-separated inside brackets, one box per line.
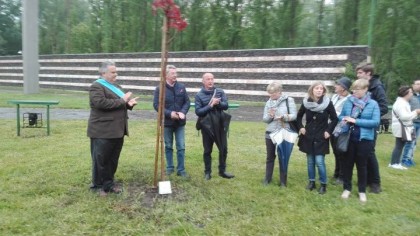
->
[153, 16, 169, 188]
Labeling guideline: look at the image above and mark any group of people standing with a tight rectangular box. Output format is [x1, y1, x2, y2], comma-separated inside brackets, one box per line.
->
[263, 62, 418, 203]
[87, 62, 234, 196]
[87, 61, 418, 202]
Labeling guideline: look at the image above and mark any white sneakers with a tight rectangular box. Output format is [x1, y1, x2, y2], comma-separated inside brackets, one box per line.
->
[388, 163, 408, 170]
[359, 193, 367, 203]
[341, 190, 351, 199]
[341, 190, 367, 203]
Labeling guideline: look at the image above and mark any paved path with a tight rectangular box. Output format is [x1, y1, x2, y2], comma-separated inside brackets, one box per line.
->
[0, 106, 263, 122]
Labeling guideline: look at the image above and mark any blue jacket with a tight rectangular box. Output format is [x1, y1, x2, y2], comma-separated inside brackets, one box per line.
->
[195, 87, 228, 117]
[339, 97, 380, 141]
[153, 82, 190, 127]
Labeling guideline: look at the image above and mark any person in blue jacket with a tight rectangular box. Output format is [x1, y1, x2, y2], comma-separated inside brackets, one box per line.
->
[334, 79, 380, 203]
[356, 62, 388, 193]
[153, 65, 190, 177]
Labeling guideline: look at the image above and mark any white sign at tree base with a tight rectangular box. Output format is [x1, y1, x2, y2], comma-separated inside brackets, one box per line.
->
[158, 181, 172, 194]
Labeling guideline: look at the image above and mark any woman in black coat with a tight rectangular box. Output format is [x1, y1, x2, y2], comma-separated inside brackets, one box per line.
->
[297, 82, 338, 194]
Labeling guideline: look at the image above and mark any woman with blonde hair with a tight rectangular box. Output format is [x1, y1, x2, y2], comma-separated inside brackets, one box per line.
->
[262, 81, 297, 187]
[297, 82, 338, 194]
[334, 79, 380, 202]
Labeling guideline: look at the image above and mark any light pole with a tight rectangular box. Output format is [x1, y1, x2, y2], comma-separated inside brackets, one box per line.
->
[367, 0, 377, 63]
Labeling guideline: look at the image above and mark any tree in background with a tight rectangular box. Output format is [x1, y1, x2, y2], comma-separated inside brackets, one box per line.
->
[373, 0, 420, 100]
[1, 0, 419, 100]
[0, 0, 21, 55]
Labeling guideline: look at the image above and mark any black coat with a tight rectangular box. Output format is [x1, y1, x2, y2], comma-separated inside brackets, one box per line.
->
[297, 97, 338, 155]
[368, 75, 388, 117]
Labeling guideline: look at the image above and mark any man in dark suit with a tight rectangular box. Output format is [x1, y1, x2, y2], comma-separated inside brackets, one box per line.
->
[87, 61, 138, 196]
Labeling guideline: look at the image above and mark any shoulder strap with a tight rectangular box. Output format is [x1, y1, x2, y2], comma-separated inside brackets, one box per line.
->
[207, 89, 217, 106]
[393, 109, 405, 126]
[96, 79, 124, 98]
[285, 97, 290, 114]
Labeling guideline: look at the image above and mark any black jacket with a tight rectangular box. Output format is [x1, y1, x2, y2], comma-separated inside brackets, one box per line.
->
[369, 75, 388, 117]
[297, 97, 338, 155]
[195, 87, 228, 117]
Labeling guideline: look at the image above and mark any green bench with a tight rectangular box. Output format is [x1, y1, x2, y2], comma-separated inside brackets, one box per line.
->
[7, 100, 60, 136]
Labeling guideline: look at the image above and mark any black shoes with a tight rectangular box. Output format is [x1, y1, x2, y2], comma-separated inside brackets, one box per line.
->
[263, 178, 272, 186]
[204, 173, 212, 180]
[318, 184, 327, 194]
[219, 172, 235, 179]
[369, 183, 382, 194]
[99, 185, 122, 197]
[204, 172, 234, 180]
[177, 172, 190, 179]
[306, 181, 316, 191]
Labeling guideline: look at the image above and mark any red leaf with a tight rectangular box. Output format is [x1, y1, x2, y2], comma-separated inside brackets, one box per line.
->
[152, 0, 187, 31]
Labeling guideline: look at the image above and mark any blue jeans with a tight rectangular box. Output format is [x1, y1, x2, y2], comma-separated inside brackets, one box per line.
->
[402, 122, 420, 161]
[164, 125, 186, 174]
[306, 154, 327, 184]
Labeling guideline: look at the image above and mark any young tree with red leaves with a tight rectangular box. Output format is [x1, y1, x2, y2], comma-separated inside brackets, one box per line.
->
[152, 0, 187, 187]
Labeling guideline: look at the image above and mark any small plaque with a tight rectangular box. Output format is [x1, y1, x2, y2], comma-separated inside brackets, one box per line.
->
[158, 181, 172, 195]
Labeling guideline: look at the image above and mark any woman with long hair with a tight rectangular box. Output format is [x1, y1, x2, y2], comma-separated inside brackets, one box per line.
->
[297, 82, 338, 194]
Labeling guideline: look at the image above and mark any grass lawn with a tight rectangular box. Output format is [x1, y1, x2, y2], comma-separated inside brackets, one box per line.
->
[1, 86, 419, 235]
[1, 117, 419, 235]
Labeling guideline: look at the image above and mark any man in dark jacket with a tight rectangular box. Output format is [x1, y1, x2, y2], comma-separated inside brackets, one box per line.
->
[195, 73, 234, 180]
[87, 61, 138, 196]
[356, 62, 388, 193]
[153, 65, 190, 177]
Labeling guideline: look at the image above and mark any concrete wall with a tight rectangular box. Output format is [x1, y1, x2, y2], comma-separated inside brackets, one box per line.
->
[0, 46, 367, 102]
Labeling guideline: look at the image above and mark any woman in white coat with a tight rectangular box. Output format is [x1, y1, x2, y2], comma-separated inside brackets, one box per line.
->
[390, 86, 420, 170]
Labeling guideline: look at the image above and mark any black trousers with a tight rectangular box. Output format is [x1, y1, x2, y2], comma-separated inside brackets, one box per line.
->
[343, 139, 374, 193]
[367, 132, 381, 186]
[90, 138, 124, 191]
[265, 138, 276, 181]
[201, 129, 228, 174]
[330, 135, 344, 180]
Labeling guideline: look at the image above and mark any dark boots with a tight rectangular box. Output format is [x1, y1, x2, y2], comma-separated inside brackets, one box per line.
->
[318, 184, 327, 194]
[306, 181, 316, 191]
[263, 162, 274, 185]
[306, 181, 326, 194]
[280, 172, 287, 187]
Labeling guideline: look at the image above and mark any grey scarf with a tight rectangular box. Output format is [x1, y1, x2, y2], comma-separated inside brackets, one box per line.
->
[267, 95, 288, 109]
[303, 96, 330, 113]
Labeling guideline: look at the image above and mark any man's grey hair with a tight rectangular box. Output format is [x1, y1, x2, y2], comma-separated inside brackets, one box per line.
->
[166, 65, 176, 75]
[99, 61, 115, 74]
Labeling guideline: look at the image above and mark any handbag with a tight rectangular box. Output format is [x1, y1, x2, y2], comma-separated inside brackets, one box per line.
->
[393, 110, 416, 141]
[401, 125, 415, 142]
[336, 130, 351, 153]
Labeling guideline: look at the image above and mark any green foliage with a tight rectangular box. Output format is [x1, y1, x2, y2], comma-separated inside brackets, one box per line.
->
[344, 62, 356, 80]
[0, 118, 419, 235]
[1, 0, 419, 101]
[0, 0, 21, 55]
